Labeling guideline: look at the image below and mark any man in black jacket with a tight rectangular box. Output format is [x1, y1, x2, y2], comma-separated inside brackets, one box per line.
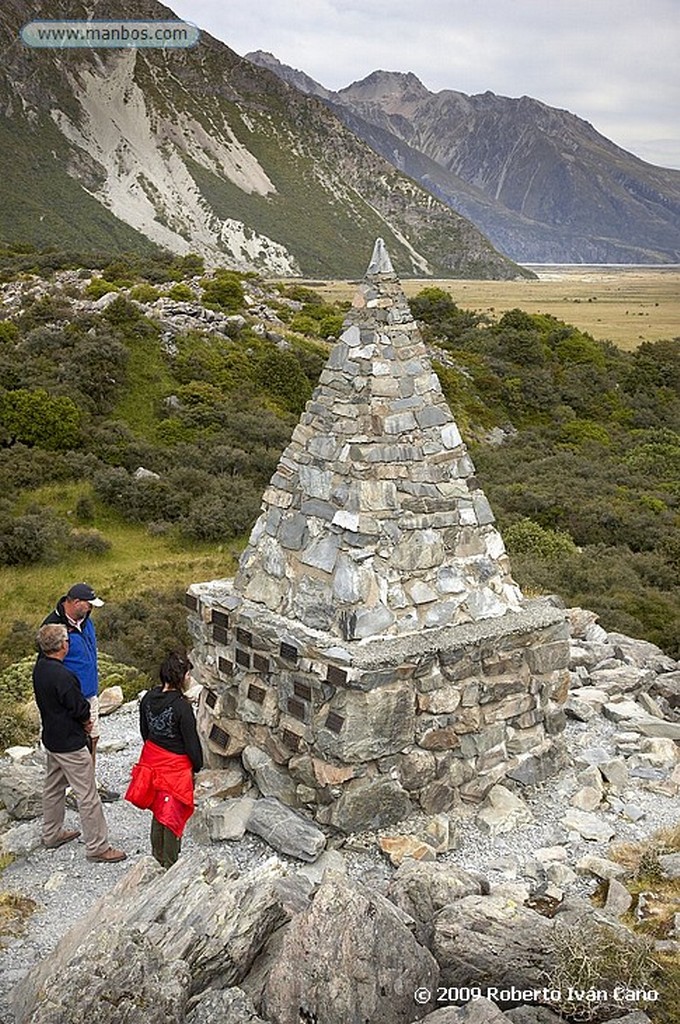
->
[32, 624, 126, 863]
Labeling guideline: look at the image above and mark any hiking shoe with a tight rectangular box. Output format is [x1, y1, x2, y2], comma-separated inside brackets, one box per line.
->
[43, 829, 81, 849]
[87, 846, 127, 863]
[97, 786, 120, 803]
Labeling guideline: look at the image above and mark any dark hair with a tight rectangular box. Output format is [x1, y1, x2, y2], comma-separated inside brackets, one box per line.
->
[159, 651, 192, 690]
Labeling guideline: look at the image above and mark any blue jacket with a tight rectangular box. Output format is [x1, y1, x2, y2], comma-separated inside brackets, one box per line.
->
[42, 598, 99, 699]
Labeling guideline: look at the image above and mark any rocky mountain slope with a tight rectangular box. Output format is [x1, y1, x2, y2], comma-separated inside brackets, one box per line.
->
[249, 54, 680, 265]
[0, 0, 527, 279]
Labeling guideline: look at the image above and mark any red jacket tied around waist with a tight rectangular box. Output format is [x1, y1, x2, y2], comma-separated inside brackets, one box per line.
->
[125, 740, 194, 838]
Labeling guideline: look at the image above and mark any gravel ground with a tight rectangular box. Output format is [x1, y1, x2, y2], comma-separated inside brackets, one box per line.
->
[0, 702, 677, 1023]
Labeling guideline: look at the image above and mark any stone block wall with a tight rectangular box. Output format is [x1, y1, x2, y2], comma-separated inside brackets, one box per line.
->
[187, 582, 569, 833]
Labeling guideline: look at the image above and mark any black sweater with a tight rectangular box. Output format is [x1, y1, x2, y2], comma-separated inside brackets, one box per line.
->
[139, 687, 203, 773]
[32, 657, 90, 753]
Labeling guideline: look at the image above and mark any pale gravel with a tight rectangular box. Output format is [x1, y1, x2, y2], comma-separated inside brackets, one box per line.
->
[0, 703, 677, 1024]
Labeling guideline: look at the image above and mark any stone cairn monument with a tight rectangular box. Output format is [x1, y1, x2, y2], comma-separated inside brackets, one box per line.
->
[187, 240, 569, 833]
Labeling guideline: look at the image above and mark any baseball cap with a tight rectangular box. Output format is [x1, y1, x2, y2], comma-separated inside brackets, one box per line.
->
[66, 583, 104, 607]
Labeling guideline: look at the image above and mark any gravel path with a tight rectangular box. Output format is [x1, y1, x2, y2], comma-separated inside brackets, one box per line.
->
[0, 701, 677, 1024]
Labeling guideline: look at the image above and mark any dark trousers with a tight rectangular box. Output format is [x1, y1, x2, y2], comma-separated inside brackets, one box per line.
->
[150, 816, 181, 868]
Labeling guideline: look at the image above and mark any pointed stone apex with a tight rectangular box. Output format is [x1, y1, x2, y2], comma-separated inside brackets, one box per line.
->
[365, 238, 395, 277]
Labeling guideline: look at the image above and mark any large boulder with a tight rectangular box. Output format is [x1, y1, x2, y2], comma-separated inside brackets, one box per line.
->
[433, 895, 554, 991]
[0, 763, 43, 820]
[387, 859, 484, 947]
[12, 853, 288, 1023]
[263, 876, 438, 1024]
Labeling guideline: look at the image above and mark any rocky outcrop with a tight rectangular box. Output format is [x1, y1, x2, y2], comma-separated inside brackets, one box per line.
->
[10, 847, 659, 1024]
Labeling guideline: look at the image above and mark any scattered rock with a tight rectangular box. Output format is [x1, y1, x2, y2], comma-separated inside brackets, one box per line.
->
[477, 785, 533, 835]
[98, 685, 124, 716]
[433, 894, 554, 990]
[603, 877, 633, 918]
[246, 797, 326, 862]
[561, 809, 616, 843]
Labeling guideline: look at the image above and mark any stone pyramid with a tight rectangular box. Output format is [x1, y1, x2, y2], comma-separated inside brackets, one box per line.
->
[234, 239, 523, 640]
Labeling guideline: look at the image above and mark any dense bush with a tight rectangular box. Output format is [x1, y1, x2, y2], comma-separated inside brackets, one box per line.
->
[0, 506, 66, 566]
[0, 388, 81, 449]
[201, 270, 245, 313]
[96, 588, 192, 678]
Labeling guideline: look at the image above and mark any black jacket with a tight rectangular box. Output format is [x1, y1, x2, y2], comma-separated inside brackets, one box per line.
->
[32, 657, 91, 753]
[139, 687, 203, 773]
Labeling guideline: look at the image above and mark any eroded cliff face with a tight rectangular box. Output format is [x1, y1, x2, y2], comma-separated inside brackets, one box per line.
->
[0, 0, 525, 279]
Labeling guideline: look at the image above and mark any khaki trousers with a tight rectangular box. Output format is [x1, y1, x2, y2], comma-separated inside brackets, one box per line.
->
[43, 746, 109, 857]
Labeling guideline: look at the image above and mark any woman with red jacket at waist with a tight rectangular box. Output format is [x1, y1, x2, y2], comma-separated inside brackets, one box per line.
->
[125, 651, 203, 868]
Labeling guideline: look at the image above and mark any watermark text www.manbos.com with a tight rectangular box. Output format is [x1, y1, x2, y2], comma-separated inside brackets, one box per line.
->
[21, 20, 200, 49]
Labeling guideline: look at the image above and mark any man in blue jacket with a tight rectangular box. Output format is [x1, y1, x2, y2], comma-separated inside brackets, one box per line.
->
[42, 583, 118, 801]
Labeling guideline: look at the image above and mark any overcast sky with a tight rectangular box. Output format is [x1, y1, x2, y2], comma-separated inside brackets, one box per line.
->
[168, 0, 680, 170]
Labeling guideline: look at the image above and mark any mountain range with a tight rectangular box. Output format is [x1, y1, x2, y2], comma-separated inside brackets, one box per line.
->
[1, 0, 678, 276]
[0, 0, 526, 279]
[248, 53, 680, 265]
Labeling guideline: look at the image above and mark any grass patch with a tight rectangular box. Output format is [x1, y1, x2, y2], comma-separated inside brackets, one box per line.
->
[0, 480, 241, 671]
[304, 268, 680, 349]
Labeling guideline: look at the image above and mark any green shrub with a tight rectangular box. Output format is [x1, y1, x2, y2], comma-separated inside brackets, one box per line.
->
[504, 517, 577, 561]
[0, 507, 66, 566]
[96, 588, 191, 678]
[66, 528, 111, 555]
[0, 322, 19, 344]
[254, 347, 312, 414]
[85, 277, 118, 299]
[0, 388, 82, 450]
[201, 271, 244, 313]
[165, 283, 194, 302]
[128, 283, 160, 303]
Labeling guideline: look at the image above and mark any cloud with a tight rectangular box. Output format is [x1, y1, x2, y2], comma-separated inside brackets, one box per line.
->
[170, 0, 680, 168]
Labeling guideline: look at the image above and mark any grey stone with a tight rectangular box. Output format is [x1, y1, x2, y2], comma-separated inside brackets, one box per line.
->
[600, 757, 628, 793]
[576, 855, 627, 880]
[12, 854, 287, 1024]
[477, 785, 533, 836]
[317, 681, 415, 763]
[246, 797, 326, 862]
[0, 819, 42, 857]
[603, 700, 646, 723]
[603, 878, 633, 918]
[207, 797, 255, 841]
[433, 894, 554, 991]
[299, 534, 340, 573]
[278, 513, 308, 550]
[631, 719, 680, 739]
[658, 852, 680, 879]
[186, 987, 269, 1024]
[387, 859, 483, 947]
[561, 809, 615, 842]
[570, 786, 602, 811]
[505, 1007, 565, 1023]
[417, 999, 510, 1022]
[328, 775, 412, 833]
[263, 876, 438, 1024]
[0, 763, 43, 820]
[242, 747, 298, 807]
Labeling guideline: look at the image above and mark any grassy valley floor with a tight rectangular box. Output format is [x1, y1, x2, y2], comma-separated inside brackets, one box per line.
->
[305, 266, 680, 350]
